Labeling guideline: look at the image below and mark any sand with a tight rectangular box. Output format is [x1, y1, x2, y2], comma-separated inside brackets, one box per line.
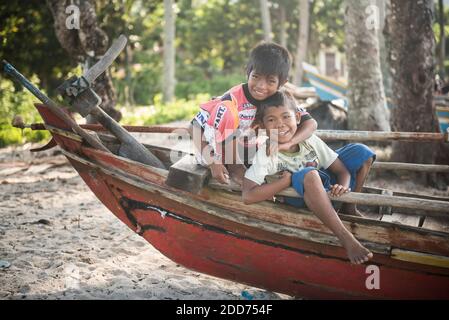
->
[0, 144, 288, 300]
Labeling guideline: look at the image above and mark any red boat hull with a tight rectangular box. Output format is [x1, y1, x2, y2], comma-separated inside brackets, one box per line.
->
[36, 104, 449, 299]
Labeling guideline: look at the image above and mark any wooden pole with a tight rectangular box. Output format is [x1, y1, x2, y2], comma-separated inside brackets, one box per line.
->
[3, 61, 111, 153]
[208, 181, 449, 218]
[22, 123, 448, 142]
[372, 162, 449, 173]
[315, 130, 447, 142]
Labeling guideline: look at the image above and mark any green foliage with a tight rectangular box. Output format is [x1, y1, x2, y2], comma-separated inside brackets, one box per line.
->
[433, 2, 449, 78]
[309, 0, 345, 57]
[176, 70, 245, 99]
[0, 0, 77, 96]
[0, 77, 50, 147]
[121, 93, 211, 126]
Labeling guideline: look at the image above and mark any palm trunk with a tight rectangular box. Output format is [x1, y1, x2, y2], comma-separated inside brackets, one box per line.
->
[439, 0, 446, 80]
[259, 0, 272, 41]
[293, 0, 310, 86]
[279, 4, 287, 48]
[344, 0, 390, 131]
[386, 0, 440, 164]
[163, 0, 176, 103]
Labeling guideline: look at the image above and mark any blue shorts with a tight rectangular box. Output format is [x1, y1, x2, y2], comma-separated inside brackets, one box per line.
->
[283, 143, 376, 208]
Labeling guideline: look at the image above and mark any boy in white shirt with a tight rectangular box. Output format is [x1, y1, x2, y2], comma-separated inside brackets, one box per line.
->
[242, 91, 375, 264]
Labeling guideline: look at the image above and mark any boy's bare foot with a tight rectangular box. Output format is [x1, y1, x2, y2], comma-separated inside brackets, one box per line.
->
[340, 235, 373, 264]
[340, 203, 364, 217]
[226, 164, 246, 186]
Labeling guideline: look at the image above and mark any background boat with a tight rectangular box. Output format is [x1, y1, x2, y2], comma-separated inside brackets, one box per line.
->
[302, 62, 449, 133]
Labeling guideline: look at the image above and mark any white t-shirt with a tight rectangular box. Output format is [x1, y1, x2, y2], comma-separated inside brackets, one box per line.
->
[245, 134, 338, 185]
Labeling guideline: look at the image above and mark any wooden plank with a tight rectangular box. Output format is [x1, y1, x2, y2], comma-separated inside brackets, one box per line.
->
[364, 186, 449, 202]
[422, 216, 449, 233]
[359, 212, 383, 220]
[165, 154, 210, 194]
[205, 188, 449, 256]
[372, 162, 449, 173]
[391, 248, 449, 269]
[379, 189, 393, 215]
[381, 213, 421, 228]
[209, 180, 449, 217]
[315, 130, 446, 142]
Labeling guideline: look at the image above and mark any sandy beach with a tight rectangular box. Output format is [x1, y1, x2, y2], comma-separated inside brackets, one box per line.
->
[0, 144, 288, 300]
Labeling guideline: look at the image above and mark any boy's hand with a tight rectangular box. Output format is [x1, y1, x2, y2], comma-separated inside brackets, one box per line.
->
[277, 141, 293, 153]
[209, 163, 230, 184]
[329, 184, 350, 197]
[266, 139, 288, 156]
[268, 141, 297, 156]
[280, 170, 292, 186]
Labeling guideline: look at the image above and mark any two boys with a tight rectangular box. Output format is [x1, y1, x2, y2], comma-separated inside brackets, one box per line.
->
[188, 42, 317, 185]
[189, 41, 374, 264]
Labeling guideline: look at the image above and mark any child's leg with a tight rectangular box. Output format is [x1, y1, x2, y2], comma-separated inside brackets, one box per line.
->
[224, 138, 246, 185]
[341, 157, 374, 216]
[226, 136, 258, 186]
[303, 170, 373, 264]
[334, 143, 376, 217]
[226, 164, 246, 185]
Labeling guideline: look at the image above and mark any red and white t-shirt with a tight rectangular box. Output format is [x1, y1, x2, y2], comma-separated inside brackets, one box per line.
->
[192, 83, 312, 162]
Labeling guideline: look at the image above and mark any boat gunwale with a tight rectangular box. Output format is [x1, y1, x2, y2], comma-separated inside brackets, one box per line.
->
[48, 126, 449, 239]
[59, 141, 449, 239]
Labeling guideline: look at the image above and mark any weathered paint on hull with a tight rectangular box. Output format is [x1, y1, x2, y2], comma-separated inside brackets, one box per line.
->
[68, 157, 449, 299]
[36, 104, 449, 299]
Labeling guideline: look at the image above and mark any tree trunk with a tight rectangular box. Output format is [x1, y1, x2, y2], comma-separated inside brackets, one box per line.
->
[163, 0, 176, 103]
[259, 0, 272, 41]
[293, 0, 310, 86]
[344, 0, 390, 132]
[47, 0, 121, 122]
[439, 0, 446, 81]
[386, 0, 441, 164]
[380, 0, 393, 101]
[278, 3, 287, 48]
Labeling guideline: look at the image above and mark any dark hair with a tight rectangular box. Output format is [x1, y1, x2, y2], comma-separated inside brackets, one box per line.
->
[255, 90, 297, 124]
[246, 42, 291, 85]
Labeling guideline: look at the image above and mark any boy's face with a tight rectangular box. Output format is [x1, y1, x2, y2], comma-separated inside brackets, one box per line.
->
[262, 105, 300, 144]
[247, 70, 282, 101]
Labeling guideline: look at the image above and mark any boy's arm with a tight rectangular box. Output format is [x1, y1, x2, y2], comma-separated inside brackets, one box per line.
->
[283, 117, 318, 149]
[327, 158, 351, 197]
[242, 171, 291, 205]
[269, 117, 317, 155]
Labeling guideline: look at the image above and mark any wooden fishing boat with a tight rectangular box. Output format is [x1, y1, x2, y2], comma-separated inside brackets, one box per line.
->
[21, 101, 447, 299]
[303, 62, 449, 132]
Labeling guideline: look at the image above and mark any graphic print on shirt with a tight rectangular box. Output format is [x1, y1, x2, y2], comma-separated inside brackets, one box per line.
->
[276, 147, 319, 172]
[214, 105, 227, 129]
